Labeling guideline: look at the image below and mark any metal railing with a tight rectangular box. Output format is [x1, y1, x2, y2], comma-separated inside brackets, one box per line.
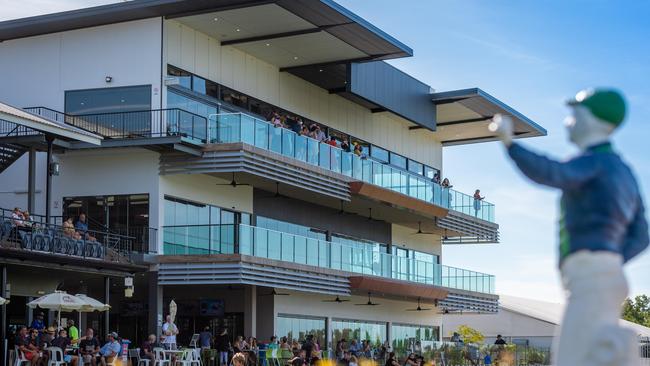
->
[0, 214, 139, 261]
[0, 119, 41, 137]
[162, 223, 495, 294]
[24, 107, 209, 143]
[0, 208, 63, 226]
[212, 112, 495, 222]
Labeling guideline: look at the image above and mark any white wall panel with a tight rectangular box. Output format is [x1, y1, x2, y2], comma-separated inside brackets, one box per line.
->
[164, 20, 442, 169]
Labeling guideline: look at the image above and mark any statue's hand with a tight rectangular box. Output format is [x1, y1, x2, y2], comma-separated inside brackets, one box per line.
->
[489, 114, 514, 147]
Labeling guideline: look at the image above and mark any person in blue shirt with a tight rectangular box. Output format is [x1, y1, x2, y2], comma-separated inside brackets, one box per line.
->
[75, 213, 96, 241]
[99, 332, 121, 366]
[490, 88, 648, 366]
[30, 312, 45, 332]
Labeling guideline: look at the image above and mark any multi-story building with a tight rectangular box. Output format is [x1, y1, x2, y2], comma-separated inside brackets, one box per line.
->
[0, 0, 545, 359]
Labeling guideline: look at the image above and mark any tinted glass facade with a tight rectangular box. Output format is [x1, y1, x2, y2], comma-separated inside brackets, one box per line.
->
[65, 85, 151, 115]
[391, 324, 440, 358]
[332, 319, 386, 347]
[276, 315, 326, 346]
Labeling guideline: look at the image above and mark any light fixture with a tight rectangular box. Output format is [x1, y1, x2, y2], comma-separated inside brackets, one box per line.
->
[319, 69, 323, 72]
[105, 76, 112, 83]
[235, 28, 241, 32]
[293, 56, 298, 60]
[265, 43, 270, 46]
[213, 17, 219, 21]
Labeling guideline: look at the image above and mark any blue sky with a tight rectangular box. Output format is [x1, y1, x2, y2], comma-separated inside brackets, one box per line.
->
[3, 0, 649, 302]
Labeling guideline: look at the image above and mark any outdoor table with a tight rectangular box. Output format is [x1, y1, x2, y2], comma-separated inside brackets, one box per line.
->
[163, 349, 185, 362]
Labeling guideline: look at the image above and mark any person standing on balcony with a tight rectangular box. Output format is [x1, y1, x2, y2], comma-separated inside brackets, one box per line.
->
[489, 88, 649, 366]
[473, 189, 485, 217]
[162, 315, 179, 350]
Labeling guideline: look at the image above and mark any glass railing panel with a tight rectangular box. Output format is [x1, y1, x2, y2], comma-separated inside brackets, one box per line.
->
[239, 224, 253, 255]
[341, 152, 352, 177]
[331, 242, 342, 270]
[352, 154, 362, 179]
[254, 119, 269, 149]
[295, 135, 308, 162]
[217, 114, 241, 143]
[282, 129, 295, 158]
[306, 238, 319, 266]
[269, 126, 283, 154]
[307, 138, 319, 166]
[294, 235, 307, 265]
[318, 240, 330, 268]
[319, 143, 330, 169]
[254, 226, 268, 257]
[241, 114, 255, 146]
[361, 159, 372, 183]
[281, 233, 294, 262]
[267, 230, 281, 260]
[331, 148, 342, 173]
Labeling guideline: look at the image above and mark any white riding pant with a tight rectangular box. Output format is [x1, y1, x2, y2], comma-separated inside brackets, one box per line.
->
[554, 250, 639, 366]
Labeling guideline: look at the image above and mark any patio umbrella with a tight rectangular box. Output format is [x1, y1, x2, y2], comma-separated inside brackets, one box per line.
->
[27, 291, 86, 328]
[75, 294, 111, 330]
[169, 299, 177, 323]
[0, 296, 8, 305]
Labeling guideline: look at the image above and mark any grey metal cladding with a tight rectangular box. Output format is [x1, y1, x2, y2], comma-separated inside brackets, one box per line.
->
[349, 61, 437, 130]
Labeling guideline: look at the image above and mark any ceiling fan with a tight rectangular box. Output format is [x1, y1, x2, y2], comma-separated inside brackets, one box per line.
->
[215, 172, 250, 188]
[260, 288, 290, 297]
[355, 292, 380, 306]
[322, 296, 350, 303]
[406, 297, 432, 312]
[411, 221, 436, 235]
[259, 182, 291, 200]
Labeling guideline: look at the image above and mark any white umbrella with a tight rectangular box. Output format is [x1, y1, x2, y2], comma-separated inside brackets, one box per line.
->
[74, 294, 111, 331]
[0, 296, 8, 305]
[27, 291, 86, 328]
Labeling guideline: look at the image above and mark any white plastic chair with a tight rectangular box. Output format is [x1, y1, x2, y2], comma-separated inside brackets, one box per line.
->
[47, 347, 66, 366]
[130, 349, 151, 366]
[154, 348, 170, 366]
[174, 349, 197, 366]
[190, 349, 202, 366]
[14, 346, 30, 366]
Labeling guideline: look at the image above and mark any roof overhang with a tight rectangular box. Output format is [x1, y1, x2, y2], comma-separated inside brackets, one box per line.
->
[350, 181, 448, 218]
[0, 102, 102, 145]
[431, 88, 547, 146]
[349, 275, 449, 302]
[0, 0, 411, 63]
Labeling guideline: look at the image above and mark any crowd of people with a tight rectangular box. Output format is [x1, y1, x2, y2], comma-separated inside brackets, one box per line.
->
[8, 207, 97, 242]
[14, 319, 122, 366]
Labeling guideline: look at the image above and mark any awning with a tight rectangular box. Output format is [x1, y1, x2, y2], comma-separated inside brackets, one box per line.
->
[349, 275, 448, 302]
[431, 88, 546, 146]
[0, 102, 102, 145]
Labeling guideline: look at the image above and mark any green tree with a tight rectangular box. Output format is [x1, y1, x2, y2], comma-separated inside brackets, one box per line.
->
[457, 325, 485, 344]
[622, 295, 650, 327]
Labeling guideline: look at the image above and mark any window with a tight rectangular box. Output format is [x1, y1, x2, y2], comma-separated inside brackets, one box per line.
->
[220, 86, 248, 109]
[256, 216, 326, 241]
[192, 75, 206, 94]
[168, 65, 192, 89]
[163, 196, 246, 255]
[65, 85, 151, 115]
[391, 324, 440, 358]
[408, 160, 423, 175]
[370, 145, 389, 163]
[332, 319, 386, 347]
[390, 153, 407, 169]
[277, 315, 326, 345]
[424, 166, 439, 181]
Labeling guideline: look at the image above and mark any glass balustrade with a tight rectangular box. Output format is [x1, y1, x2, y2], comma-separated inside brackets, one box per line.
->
[210, 113, 495, 222]
[163, 223, 495, 294]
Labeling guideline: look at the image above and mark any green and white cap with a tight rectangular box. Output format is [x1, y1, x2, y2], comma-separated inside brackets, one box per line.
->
[567, 88, 626, 127]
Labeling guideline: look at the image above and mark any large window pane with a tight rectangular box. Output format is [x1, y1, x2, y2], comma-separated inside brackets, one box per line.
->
[277, 315, 325, 346]
[332, 319, 386, 349]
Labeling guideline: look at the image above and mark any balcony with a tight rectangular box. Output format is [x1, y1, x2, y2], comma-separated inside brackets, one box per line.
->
[0, 209, 154, 270]
[162, 223, 495, 295]
[213, 113, 495, 222]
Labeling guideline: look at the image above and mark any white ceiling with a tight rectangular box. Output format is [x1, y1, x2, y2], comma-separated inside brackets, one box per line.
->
[177, 3, 367, 68]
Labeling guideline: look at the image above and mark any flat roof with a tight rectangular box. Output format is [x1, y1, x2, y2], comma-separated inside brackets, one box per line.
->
[0, 0, 412, 61]
[431, 88, 547, 146]
[0, 102, 102, 145]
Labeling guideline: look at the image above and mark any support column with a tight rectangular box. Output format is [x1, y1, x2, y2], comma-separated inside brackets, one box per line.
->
[386, 321, 392, 349]
[45, 136, 54, 224]
[243, 285, 257, 337]
[326, 317, 333, 352]
[27, 148, 36, 213]
[104, 277, 110, 335]
[147, 272, 163, 337]
[26, 297, 34, 327]
[1, 266, 7, 366]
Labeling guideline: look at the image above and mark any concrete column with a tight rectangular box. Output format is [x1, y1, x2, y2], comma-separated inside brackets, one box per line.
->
[386, 321, 392, 347]
[27, 148, 36, 213]
[243, 285, 257, 337]
[326, 317, 333, 352]
[26, 297, 34, 326]
[45, 136, 54, 224]
[104, 277, 110, 335]
[147, 272, 163, 337]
